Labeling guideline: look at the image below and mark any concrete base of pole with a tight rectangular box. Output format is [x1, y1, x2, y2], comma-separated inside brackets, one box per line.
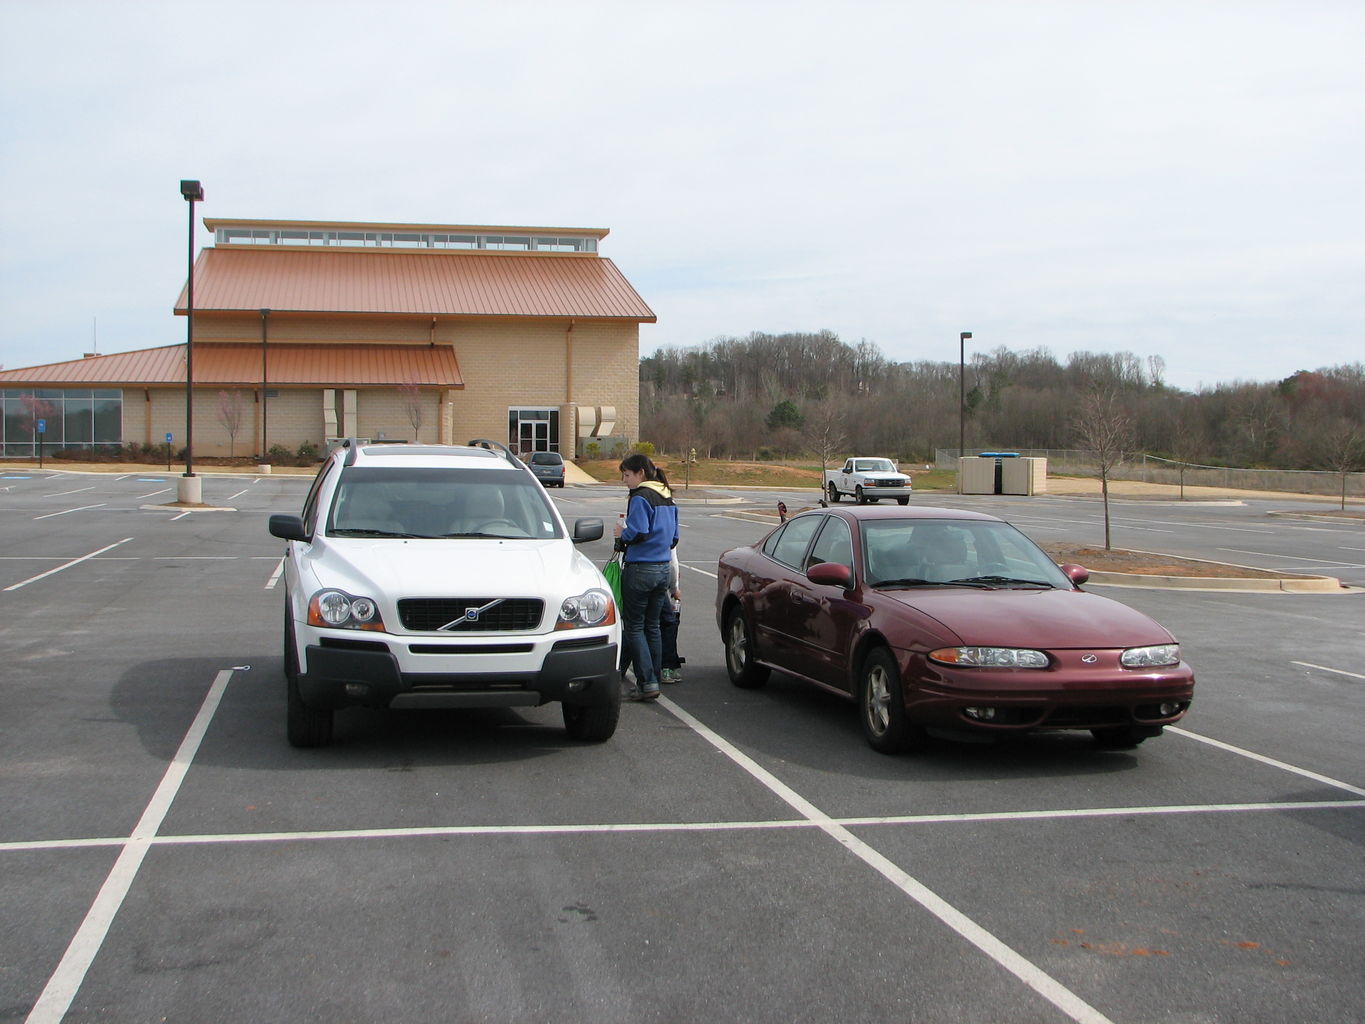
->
[257, 464, 272, 474]
[177, 475, 203, 504]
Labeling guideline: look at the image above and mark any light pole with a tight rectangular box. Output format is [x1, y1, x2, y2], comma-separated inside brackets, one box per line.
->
[260, 308, 271, 462]
[959, 331, 972, 467]
[179, 179, 204, 504]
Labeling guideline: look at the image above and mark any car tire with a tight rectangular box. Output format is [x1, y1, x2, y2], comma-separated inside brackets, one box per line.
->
[827, 483, 841, 504]
[858, 646, 921, 754]
[724, 605, 770, 689]
[897, 496, 910, 505]
[855, 485, 866, 504]
[563, 693, 621, 741]
[285, 611, 333, 748]
[1091, 726, 1149, 750]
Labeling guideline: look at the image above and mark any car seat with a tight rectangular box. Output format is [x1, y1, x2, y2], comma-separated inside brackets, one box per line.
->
[912, 525, 972, 583]
[338, 489, 402, 534]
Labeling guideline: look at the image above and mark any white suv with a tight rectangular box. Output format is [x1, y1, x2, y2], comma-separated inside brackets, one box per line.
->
[269, 440, 620, 747]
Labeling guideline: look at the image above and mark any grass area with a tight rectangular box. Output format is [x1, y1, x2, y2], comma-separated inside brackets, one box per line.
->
[576, 457, 956, 491]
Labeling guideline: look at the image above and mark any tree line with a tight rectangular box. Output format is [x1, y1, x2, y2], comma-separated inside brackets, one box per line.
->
[639, 331, 1365, 473]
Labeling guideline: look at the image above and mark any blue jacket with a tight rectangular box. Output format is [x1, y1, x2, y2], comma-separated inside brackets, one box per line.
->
[620, 480, 679, 563]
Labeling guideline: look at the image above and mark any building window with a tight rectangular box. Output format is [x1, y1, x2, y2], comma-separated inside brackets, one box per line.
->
[1, 388, 123, 456]
[216, 227, 597, 253]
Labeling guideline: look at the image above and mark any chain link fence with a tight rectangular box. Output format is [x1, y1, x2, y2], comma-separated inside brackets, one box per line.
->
[934, 449, 1364, 499]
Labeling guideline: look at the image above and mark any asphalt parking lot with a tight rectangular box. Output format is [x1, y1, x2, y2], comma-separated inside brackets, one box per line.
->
[2, 468, 1362, 1024]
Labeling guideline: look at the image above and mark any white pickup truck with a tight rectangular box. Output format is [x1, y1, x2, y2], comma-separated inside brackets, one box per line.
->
[824, 457, 913, 505]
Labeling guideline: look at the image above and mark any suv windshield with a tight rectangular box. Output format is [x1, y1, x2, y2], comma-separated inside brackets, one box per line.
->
[327, 466, 562, 539]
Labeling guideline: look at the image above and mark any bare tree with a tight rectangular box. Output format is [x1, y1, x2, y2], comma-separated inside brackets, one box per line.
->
[398, 377, 425, 439]
[1070, 388, 1135, 550]
[216, 390, 246, 456]
[1319, 419, 1365, 510]
[803, 399, 846, 504]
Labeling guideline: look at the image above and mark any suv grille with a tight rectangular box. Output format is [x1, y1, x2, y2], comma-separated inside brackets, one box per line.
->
[398, 598, 544, 632]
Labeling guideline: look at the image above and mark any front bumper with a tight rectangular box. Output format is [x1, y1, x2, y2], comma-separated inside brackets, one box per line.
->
[903, 660, 1195, 734]
[859, 485, 912, 499]
[298, 632, 619, 710]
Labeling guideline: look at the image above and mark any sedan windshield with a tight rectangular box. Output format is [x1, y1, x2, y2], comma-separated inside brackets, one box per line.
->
[328, 467, 562, 539]
[860, 519, 1069, 589]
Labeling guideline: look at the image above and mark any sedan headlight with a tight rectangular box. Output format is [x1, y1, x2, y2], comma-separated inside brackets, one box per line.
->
[308, 589, 385, 631]
[556, 588, 615, 630]
[1121, 644, 1179, 668]
[929, 646, 1049, 668]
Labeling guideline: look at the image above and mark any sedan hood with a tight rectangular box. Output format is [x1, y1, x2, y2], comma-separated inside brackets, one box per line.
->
[889, 588, 1176, 649]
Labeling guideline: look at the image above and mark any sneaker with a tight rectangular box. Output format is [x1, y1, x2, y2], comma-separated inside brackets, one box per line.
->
[640, 684, 661, 701]
[627, 686, 660, 702]
[660, 668, 676, 684]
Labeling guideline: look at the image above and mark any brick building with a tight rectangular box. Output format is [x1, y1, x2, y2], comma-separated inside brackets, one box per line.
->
[0, 220, 654, 460]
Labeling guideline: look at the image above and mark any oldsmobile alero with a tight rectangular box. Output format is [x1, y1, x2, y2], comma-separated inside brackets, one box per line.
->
[715, 506, 1194, 754]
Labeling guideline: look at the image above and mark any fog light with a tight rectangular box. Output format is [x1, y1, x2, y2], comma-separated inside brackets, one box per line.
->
[1159, 701, 1181, 716]
[964, 706, 998, 721]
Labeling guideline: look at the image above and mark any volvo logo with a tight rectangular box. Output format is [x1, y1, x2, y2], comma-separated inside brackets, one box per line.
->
[1081, 654, 1098, 664]
[441, 598, 504, 630]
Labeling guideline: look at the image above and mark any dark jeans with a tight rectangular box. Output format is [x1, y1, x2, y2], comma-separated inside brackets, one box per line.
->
[621, 561, 670, 688]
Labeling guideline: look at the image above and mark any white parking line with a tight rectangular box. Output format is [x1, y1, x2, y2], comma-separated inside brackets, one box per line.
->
[45, 487, 96, 498]
[6, 799, 1360, 855]
[3, 539, 132, 592]
[1218, 547, 1365, 567]
[1169, 727, 1365, 797]
[34, 504, 105, 521]
[135, 489, 170, 499]
[265, 558, 285, 590]
[1291, 661, 1365, 682]
[225, 488, 249, 502]
[659, 696, 1116, 1024]
[24, 669, 233, 1024]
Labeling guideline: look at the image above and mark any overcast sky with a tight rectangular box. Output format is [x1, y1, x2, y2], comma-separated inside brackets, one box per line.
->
[2, 0, 1361, 392]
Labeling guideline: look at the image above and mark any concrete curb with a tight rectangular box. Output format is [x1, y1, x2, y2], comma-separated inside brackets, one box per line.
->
[1085, 570, 1347, 593]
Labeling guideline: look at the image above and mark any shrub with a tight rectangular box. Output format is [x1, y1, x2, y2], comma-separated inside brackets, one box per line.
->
[296, 440, 320, 462]
[632, 441, 655, 456]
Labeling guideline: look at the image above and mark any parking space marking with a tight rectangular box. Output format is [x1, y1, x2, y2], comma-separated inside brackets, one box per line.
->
[1291, 661, 1365, 682]
[45, 487, 96, 498]
[25, 669, 232, 1024]
[1218, 546, 1365, 567]
[3, 538, 132, 592]
[265, 557, 285, 589]
[135, 489, 170, 499]
[1170, 727, 1365, 796]
[658, 697, 1116, 1024]
[6, 799, 1361, 856]
[34, 504, 105, 521]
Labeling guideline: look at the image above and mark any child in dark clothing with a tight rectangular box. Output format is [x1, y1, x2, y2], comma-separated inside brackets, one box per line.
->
[660, 550, 685, 683]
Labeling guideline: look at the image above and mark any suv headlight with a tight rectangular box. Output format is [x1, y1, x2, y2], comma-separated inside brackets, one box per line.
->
[1120, 644, 1179, 668]
[556, 588, 615, 630]
[308, 589, 385, 631]
[929, 646, 1049, 668]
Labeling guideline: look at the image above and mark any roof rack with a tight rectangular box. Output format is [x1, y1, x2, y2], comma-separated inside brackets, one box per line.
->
[466, 438, 524, 466]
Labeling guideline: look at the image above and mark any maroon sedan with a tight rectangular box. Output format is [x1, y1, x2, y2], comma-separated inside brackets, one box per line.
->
[715, 506, 1194, 754]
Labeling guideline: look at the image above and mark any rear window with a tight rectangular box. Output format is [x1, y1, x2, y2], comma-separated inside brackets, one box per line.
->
[530, 452, 563, 466]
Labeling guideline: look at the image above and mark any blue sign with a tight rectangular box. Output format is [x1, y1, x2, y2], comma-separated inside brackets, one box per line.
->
[165, 432, 173, 443]
[36, 419, 46, 433]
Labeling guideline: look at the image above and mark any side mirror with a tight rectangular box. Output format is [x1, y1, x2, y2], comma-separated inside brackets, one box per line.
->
[269, 513, 309, 542]
[572, 518, 605, 545]
[1059, 563, 1090, 586]
[807, 561, 854, 589]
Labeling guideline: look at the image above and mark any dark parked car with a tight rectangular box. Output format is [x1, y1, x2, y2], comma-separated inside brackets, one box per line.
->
[528, 450, 566, 487]
[716, 506, 1194, 753]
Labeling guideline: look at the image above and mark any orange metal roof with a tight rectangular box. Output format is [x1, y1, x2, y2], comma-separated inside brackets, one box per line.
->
[174, 248, 656, 321]
[0, 344, 464, 388]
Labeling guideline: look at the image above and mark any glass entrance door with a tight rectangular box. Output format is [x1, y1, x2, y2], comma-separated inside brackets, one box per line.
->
[508, 408, 558, 455]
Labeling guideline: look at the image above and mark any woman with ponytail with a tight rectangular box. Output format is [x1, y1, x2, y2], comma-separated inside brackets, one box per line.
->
[613, 454, 680, 701]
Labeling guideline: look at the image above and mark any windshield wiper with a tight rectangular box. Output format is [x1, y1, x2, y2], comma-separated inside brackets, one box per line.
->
[873, 577, 934, 588]
[948, 575, 1055, 589]
[332, 528, 427, 538]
